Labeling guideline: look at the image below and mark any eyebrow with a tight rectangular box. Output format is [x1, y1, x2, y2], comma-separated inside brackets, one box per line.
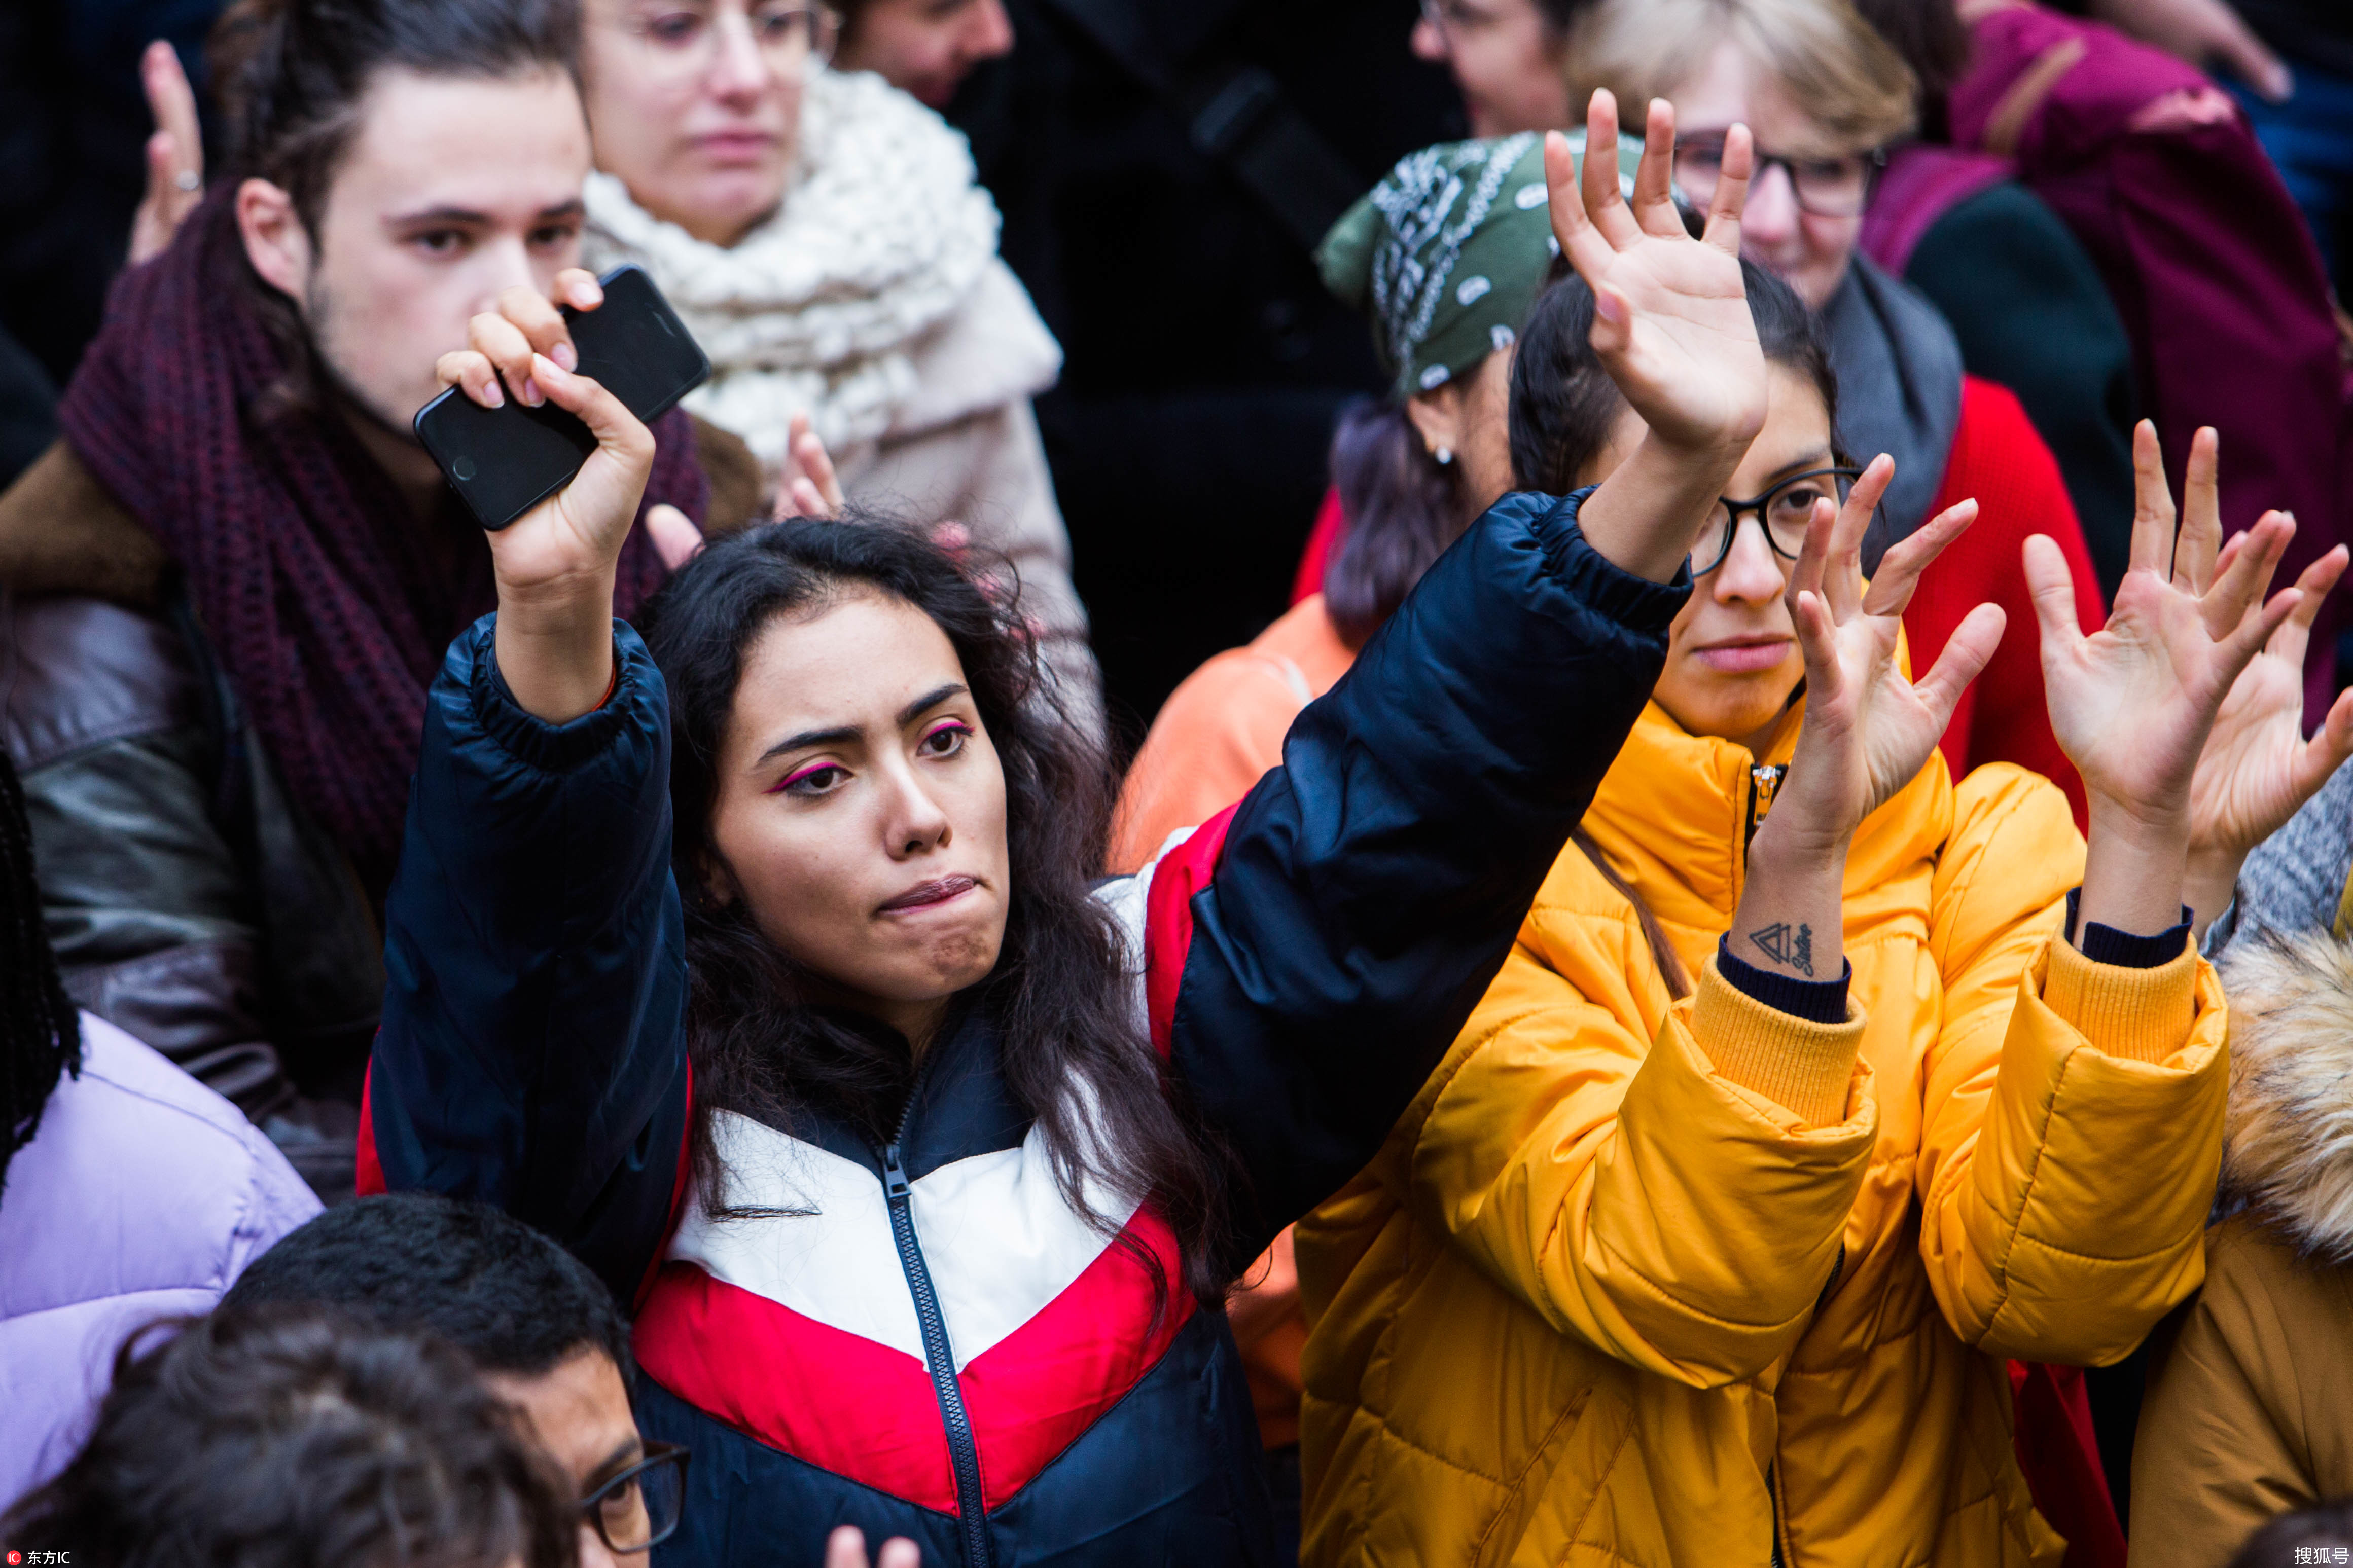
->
[585, 1434, 644, 1491]
[753, 683, 970, 769]
[1747, 447, 1836, 489]
[384, 197, 586, 228]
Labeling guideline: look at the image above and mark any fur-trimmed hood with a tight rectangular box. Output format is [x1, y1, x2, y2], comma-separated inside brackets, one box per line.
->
[2218, 926, 2353, 1260]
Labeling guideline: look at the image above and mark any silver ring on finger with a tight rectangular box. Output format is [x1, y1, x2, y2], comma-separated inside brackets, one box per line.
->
[174, 170, 201, 192]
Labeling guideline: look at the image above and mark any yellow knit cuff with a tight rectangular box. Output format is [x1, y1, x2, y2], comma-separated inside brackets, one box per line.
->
[2037, 932, 2198, 1064]
[1690, 957, 1867, 1126]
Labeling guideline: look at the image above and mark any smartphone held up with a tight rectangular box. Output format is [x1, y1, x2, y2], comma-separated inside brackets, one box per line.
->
[413, 264, 709, 531]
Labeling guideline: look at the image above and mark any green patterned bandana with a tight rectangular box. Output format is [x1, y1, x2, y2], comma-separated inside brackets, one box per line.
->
[1320, 131, 1640, 402]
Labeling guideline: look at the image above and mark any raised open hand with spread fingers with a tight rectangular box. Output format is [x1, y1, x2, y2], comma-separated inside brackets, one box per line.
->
[2030, 418, 2310, 936]
[1549, 91, 1768, 582]
[1546, 91, 1764, 456]
[1763, 456, 2005, 856]
[2145, 425, 2353, 928]
[433, 269, 654, 720]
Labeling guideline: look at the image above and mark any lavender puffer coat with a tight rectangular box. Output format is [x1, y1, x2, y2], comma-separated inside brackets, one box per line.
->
[0, 1014, 318, 1508]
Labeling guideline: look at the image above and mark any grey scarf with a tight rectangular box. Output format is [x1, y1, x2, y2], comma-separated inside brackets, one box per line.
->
[1823, 255, 1965, 575]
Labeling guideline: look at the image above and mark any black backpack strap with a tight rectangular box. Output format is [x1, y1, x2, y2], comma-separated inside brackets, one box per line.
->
[1034, 0, 1367, 251]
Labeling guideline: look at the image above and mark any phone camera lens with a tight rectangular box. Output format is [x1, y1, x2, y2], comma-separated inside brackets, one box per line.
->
[452, 456, 477, 482]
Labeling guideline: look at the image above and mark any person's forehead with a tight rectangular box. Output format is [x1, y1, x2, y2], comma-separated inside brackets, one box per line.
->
[486, 1348, 636, 1477]
[1728, 365, 1832, 484]
[331, 66, 591, 219]
[733, 594, 970, 739]
[1668, 42, 1847, 154]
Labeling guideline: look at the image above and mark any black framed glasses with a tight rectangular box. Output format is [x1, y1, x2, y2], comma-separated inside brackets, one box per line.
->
[1672, 138, 1889, 218]
[578, 1441, 690, 1554]
[1691, 467, 1860, 577]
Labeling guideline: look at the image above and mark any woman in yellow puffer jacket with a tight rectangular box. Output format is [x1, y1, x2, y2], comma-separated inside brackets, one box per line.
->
[1296, 102, 2346, 1568]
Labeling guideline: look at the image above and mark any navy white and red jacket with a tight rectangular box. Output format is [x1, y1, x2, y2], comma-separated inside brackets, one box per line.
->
[361, 489, 1689, 1566]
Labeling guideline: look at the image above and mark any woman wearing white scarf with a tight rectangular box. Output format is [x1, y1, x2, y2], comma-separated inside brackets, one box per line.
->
[577, 1, 1093, 714]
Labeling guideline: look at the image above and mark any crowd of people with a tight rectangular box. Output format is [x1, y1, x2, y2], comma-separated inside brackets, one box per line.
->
[4, 0, 2353, 1564]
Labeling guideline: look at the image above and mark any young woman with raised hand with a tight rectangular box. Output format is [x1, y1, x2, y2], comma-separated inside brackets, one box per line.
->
[363, 94, 1763, 1566]
[1293, 224, 2331, 1567]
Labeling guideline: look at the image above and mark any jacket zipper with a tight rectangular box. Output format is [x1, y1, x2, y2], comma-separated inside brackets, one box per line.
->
[1744, 762, 1786, 849]
[879, 1109, 993, 1568]
[1767, 1463, 1786, 1566]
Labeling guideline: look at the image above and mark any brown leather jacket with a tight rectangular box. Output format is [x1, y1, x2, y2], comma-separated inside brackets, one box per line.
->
[0, 428, 759, 1197]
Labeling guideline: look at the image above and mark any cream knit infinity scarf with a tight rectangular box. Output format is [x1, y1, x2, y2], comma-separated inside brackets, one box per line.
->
[584, 68, 1045, 476]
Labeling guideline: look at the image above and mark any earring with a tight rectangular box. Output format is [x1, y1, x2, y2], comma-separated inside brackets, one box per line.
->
[1434, 446, 1454, 466]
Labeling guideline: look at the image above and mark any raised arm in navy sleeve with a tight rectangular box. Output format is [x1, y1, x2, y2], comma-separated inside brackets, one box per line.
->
[1149, 488, 1690, 1263]
[362, 618, 688, 1307]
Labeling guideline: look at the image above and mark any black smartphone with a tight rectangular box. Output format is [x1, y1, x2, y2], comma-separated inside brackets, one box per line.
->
[412, 263, 711, 531]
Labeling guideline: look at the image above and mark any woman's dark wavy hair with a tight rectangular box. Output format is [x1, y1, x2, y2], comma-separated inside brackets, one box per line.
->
[1322, 396, 1476, 647]
[1508, 257, 1840, 999]
[0, 1303, 576, 1568]
[638, 519, 1232, 1302]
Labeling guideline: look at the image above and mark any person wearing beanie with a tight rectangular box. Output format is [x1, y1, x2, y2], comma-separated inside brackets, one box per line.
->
[1107, 132, 1631, 1555]
[1114, 132, 1624, 873]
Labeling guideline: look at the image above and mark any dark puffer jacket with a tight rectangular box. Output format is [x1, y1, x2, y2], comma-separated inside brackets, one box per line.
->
[0, 430, 762, 1199]
[362, 489, 1687, 1565]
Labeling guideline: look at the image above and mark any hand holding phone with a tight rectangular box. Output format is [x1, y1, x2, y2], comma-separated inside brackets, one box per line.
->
[429, 270, 655, 723]
[416, 264, 709, 531]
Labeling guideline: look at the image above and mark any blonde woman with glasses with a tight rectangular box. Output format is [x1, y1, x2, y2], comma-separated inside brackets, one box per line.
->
[1549, 0, 2117, 847]
[577, 0, 1098, 720]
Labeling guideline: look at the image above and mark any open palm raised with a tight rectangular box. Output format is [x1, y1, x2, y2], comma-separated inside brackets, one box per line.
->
[2122, 424, 2353, 926]
[1771, 457, 2005, 851]
[2030, 421, 2308, 854]
[1544, 92, 1767, 461]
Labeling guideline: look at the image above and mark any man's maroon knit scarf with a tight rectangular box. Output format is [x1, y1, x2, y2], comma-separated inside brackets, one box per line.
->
[58, 198, 703, 902]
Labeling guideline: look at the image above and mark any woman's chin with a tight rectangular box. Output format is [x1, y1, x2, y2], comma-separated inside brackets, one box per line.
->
[641, 168, 789, 245]
[1658, 667, 1801, 745]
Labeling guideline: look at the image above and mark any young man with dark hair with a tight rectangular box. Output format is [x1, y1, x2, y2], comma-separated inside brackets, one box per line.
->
[223, 1195, 924, 1568]
[2, 1302, 578, 1568]
[0, 0, 761, 1202]
[224, 1192, 674, 1568]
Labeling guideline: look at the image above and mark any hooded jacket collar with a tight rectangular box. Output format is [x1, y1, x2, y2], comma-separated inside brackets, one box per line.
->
[2216, 928, 2353, 1260]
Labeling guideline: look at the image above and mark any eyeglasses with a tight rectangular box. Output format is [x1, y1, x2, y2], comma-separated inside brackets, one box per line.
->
[604, 2, 840, 85]
[1691, 467, 1860, 577]
[1418, 0, 1501, 35]
[578, 1441, 690, 1554]
[1672, 137, 1888, 218]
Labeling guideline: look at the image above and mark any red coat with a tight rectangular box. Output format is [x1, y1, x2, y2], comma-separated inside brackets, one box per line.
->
[1909, 376, 2104, 830]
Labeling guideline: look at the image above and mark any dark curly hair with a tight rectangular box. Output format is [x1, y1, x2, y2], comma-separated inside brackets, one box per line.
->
[637, 519, 1233, 1302]
[0, 1303, 577, 1568]
[224, 1193, 634, 1386]
[0, 746, 84, 1200]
